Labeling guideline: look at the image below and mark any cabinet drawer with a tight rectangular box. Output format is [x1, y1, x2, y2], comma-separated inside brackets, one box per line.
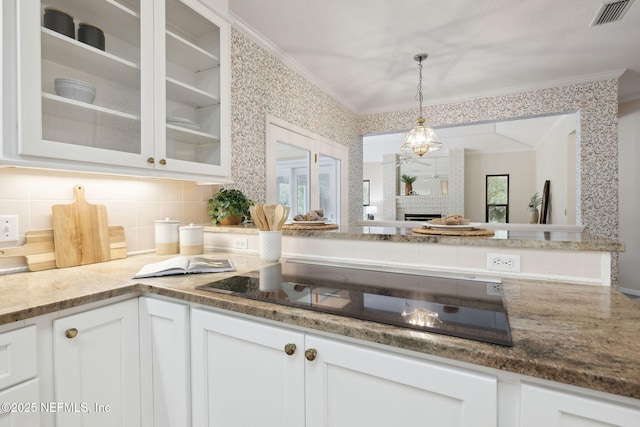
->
[0, 325, 37, 390]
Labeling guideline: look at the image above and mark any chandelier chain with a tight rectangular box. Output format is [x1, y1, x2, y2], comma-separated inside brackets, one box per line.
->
[416, 59, 424, 118]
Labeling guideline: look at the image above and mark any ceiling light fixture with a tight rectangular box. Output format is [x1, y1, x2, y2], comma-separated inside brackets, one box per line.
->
[401, 53, 442, 157]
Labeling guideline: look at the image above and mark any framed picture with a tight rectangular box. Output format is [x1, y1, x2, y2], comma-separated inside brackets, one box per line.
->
[363, 180, 370, 206]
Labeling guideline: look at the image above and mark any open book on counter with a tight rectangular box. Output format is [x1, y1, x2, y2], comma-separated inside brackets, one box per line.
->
[133, 256, 235, 279]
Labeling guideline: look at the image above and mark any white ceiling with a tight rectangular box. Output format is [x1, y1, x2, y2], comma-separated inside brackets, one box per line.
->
[229, 0, 640, 114]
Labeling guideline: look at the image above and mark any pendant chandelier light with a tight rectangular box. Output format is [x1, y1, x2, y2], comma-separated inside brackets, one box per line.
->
[401, 53, 442, 157]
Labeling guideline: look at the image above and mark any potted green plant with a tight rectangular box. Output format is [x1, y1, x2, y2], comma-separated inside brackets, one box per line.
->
[208, 189, 254, 225]
[401, 174, 417, 195]
[528, 192, 542, 224]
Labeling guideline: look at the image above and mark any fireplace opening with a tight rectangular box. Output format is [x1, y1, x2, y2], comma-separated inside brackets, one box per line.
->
[404, 213, 442, 221]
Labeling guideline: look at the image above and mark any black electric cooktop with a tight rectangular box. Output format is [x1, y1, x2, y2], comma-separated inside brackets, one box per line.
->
[197, 261, 512, 346]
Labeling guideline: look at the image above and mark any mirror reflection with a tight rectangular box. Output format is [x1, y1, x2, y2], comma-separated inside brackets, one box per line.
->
[363, 113, 577, 224]
[399, 156, 449, 196]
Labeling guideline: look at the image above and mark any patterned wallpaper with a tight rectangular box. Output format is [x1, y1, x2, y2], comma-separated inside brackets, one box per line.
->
[229, 28, 362, 224]
[230, 26, 618, 239]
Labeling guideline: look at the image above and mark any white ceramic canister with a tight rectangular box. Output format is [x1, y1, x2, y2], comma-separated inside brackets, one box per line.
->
[179, 223, 204, 255]
[258, 230, 282, 262]
[154, 218, 180, 255]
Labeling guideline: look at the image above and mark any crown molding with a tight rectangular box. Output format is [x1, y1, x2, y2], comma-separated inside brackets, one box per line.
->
[358, 69, 627, 115]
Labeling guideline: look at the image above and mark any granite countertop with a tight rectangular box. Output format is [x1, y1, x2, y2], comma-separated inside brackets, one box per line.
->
[1, 252, 639, 400]
[205, 224, 625, 252]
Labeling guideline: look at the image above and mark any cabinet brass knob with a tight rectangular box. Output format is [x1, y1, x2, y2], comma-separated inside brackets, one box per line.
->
[284, 343, 296, 355]
[159, 159, 167, 165]
[147, 157, 155, 164]
[65, 328, 78, 339]
[305, 348, 317, 361]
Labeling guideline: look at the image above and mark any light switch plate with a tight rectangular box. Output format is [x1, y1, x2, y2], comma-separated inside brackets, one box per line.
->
[0, 215, 18, 242]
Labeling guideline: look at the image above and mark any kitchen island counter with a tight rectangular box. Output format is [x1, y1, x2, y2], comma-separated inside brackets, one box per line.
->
[205, 223, 624, 252]
[205, 224, 622, 285]
[0, 252, 639, 401]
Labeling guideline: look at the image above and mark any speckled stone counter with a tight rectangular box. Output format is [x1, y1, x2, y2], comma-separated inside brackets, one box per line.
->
[204, 223, 624, 252]
[1, 252, 639, 400]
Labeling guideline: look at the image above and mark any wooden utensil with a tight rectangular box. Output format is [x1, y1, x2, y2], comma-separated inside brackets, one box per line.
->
[274, 205, 285, 230]
[52, 185, 111, 268]
[253, 205, 266, 231]
[250, 206, 265, 231]
[0, 226, 127, 271]
[263, 204, 275, 231]
[277, 206, 290, 230]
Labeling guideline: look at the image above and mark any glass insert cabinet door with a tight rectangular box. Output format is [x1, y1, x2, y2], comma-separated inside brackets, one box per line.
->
[268, 122, 346, 225]
[157, 0, 228, 176]
[18, 0, 145, 165]
[17, 0, 229, 177]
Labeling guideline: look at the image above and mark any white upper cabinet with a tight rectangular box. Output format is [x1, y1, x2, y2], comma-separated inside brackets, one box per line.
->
[15, 0, 229, 181]
[155, 0, 229, 177]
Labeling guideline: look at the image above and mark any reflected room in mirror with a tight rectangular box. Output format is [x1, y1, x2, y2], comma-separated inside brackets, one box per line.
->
[363, 113, 577, 224]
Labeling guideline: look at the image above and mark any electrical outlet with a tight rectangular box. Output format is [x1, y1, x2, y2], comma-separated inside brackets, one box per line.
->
[486, 282, 504, 296]
[232, 237, 248, 250]
[0, 215, 18, 243]
[486, 253, 521, 272]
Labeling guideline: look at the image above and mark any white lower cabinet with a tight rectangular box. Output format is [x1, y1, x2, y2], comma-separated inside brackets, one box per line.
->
[191, 309, 306, 427]
[520, 383, 640, 427]
[0, 379, 40, 427]
[139, 297, 190, 427]
[191, 308, 497, 427]
[52, 299, 140, 427]
[0, 325, 39, 427]
[305, 335, 497, 427]
[12, 295, 640, 427]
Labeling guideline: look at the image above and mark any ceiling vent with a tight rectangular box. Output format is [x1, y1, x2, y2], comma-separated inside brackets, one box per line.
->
[591, 0, 635, 25]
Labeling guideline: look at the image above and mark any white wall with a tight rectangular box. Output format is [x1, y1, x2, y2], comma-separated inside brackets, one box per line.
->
[0, 168, 216, 269]
[618, 100, 640, 292]
[465, 151, 536, 223]
[363, 161, 384, 219]
[535, 115, 577, 225]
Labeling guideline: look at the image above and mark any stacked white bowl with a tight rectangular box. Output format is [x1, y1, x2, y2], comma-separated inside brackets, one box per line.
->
[54, 78, 96, 104]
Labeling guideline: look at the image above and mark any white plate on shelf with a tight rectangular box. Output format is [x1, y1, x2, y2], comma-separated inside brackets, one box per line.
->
[289, 220, 327, 226]
[424, 222, 481, 231]
[167, 116, 200, 130]
[168, 121, 201, 131]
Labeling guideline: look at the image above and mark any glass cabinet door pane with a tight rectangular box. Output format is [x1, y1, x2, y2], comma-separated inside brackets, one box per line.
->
[164, 0, 221, 167]
[39, 0, 142, 155]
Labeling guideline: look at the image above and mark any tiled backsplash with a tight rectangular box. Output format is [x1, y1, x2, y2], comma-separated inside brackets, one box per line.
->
[0, 168, 216, 268]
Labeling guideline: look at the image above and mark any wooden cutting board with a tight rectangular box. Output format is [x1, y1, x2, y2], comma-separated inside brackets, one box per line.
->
[0, 226, 127, 272]
[0, 229, 56, 271]
[52, 185, 111, 268]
